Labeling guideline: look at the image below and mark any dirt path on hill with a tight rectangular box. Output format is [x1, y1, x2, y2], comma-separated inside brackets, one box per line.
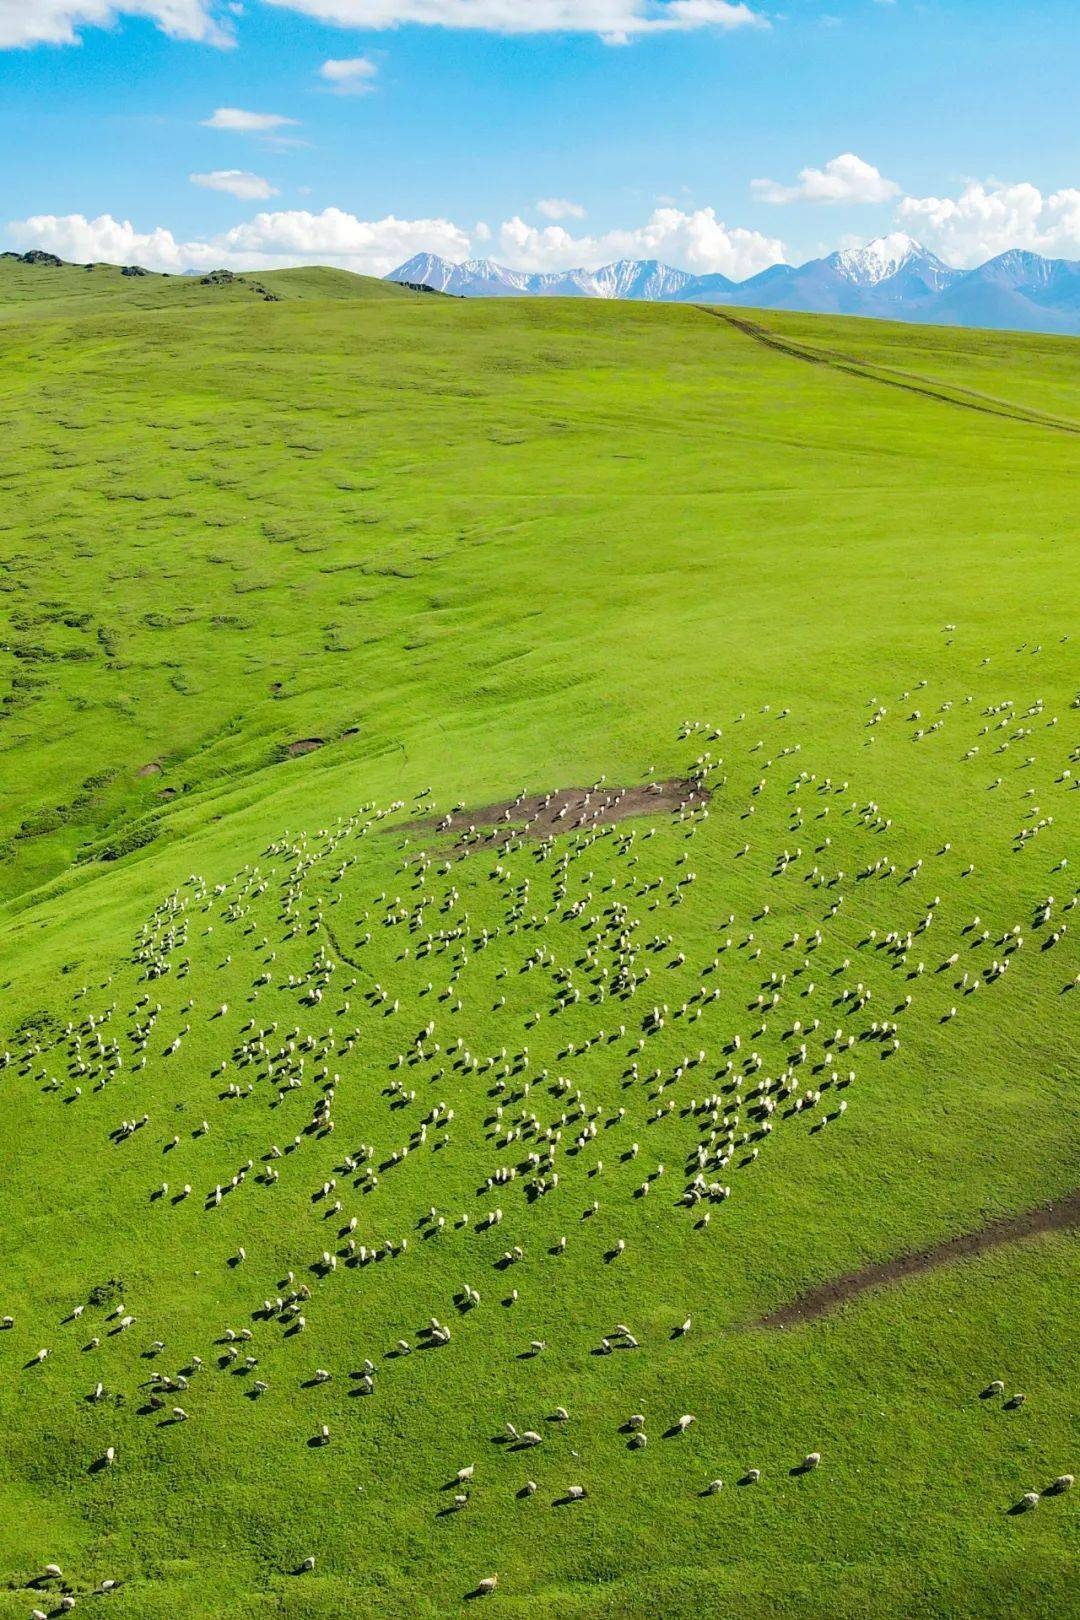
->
[754, 1190, 1080, 1329]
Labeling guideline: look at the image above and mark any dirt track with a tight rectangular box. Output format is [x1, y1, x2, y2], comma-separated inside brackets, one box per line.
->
[755, 1190, 1080, 1329]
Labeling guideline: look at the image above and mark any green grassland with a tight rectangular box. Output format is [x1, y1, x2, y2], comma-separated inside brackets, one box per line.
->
[0, 258, 1076, 1619]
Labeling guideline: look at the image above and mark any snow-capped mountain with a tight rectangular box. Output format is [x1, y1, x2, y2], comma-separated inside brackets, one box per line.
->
[389, 253, 696, 302]
[589, 259, 696, 300]
[388, 238, 1080, 334]
[738, 237, 965, 317]
[830, 233, 946, 287]
[393, 252, 460, 293]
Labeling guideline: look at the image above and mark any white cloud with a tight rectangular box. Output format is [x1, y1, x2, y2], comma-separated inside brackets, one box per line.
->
[9, 213, 214, 271]
[8, 208, 473, 277]
[190, 169, 278, 199]
[319, 54, 379, 92]
[261, 0, 766, 43]
[752, 152, 899, 206]
[0, 0, 232, 46]
[897, 180, 1080, 268]
[202, 106, 298, 131]
[537, 198, 586, 221]
[497, 206, 784, 278]
[219, 207, 472, 270]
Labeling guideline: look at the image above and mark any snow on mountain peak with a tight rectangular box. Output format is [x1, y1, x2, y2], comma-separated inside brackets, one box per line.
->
[382, 242, 1078, 333]
[832, 233, 927, 285]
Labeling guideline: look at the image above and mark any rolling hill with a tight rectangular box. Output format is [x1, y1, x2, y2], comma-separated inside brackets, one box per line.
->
[0, 252, 419, 318]
[0, 253, 1076, 1619]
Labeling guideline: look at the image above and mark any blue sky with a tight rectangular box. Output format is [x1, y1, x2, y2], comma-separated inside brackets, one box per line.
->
[2, 0, 1078, 277]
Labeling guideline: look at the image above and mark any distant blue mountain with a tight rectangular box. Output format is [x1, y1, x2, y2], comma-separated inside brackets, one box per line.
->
[389, 235, 1080, 336]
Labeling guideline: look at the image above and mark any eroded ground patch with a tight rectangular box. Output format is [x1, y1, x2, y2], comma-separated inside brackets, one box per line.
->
[404, 776, 709, 844]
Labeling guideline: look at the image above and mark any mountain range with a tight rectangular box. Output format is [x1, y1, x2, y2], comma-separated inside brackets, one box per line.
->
[388, 234, 1080, 335]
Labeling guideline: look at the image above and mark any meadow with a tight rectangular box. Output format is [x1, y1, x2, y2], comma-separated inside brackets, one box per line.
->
[0, 255, 1076, 1618]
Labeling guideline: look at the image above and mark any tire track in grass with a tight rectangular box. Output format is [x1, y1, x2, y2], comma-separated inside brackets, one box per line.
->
[696, 305, 1080, 436]
[753, 1189, 1080, 1329]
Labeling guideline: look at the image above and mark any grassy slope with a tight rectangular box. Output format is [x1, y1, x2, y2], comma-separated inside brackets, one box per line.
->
[0, 257, 415, 320]
[0, 266, 1076, 1617]
[730, 305, 1080, 424]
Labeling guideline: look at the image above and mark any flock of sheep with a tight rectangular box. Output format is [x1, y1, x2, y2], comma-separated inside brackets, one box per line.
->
[3, 658, 1076, 1605]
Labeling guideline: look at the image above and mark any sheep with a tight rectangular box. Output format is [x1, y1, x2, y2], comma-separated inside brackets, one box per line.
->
[566, 1484, 587, 1500]
[801, 1451, 821, 1469]
[476, 1576, 499, 1595]
[1048, 1474, 1074, 1493]
[676, 1413, 696, 1432]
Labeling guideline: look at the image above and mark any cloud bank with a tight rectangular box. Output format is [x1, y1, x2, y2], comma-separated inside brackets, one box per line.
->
[7, 208, 473, 277]
[498, 207, 784, 278]
[7, 204, 783, 280]
[898, 180, 1080, 267]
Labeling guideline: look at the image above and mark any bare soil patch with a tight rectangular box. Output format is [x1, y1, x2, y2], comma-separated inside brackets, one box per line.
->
[135, 762, 162, 778]
[405, 777, 708, 844]
[287, 738, 325, 757]
[755, 1191, 1080, 1330]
